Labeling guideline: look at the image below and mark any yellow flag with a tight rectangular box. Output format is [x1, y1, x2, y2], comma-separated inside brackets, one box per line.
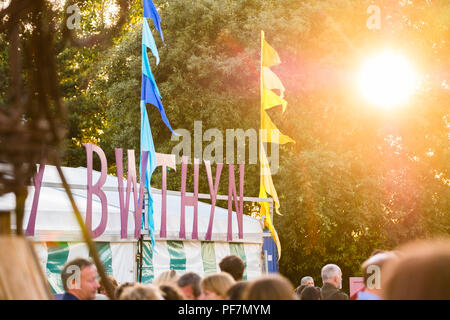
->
[263, 67, 285, 99]
[266, 215, 281, 260]
[261, 111, 295, 144]
[259, 31, 295, 261]
[259, 147, 282, 258]
[259, 145, 281, 214]
[262, 87, 287, 113]
[262, 37, 281, 67]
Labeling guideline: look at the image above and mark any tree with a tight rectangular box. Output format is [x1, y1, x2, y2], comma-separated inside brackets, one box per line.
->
[65, 0, 450, 292]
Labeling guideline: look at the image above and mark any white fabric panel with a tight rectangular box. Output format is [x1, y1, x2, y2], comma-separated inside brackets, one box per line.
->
[67, 242, 90, 262]
[213, 242, 231, 271]
[243, 243, 263, 280]
[110, 242, 135, 284]
[33, 242, 48, 275]
[183, 241, 204, 276]
[152, 240, 170, 279]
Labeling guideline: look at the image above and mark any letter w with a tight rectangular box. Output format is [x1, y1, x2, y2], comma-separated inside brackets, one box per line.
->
[115, 149, 149, 239]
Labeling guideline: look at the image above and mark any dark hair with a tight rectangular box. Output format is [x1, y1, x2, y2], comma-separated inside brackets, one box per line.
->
[295, 284, 308, 298]
[61, 258, 94, 291]
[115, 282, 135, 299]
[219, 255, 245, 281]
[245, 275, 295, 300]
[159, 284, 185, 300]
[177, 272, 202, 298]
[301, 286, 322, 300]
[98, 275, 118, 294]
[226, 281, 250, 300]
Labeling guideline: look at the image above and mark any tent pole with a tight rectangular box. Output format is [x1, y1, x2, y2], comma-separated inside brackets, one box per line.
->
[138, 234, 143, 283]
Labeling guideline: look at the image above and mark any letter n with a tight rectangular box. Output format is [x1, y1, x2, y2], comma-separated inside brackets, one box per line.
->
[227, 164, 244, 241]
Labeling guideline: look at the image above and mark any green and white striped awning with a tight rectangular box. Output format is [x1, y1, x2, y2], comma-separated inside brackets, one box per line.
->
[34, 240, 262, 294]
[34, 241, 136, 294]
[141, 240, 262, 283]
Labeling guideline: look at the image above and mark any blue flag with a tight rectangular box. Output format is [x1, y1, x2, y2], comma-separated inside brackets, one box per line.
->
[143, 0, 164, 43]
[141, 73, 177, 134]
[142, 18, 160, 66]
[142, 45, 161, 98]
[140, 100, 157, 246]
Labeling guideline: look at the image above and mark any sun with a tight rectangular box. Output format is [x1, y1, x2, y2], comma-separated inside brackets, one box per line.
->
[357, 51, 417, 109]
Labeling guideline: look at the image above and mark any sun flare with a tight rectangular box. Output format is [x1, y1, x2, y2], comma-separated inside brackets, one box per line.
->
[358, 51, 417, 109]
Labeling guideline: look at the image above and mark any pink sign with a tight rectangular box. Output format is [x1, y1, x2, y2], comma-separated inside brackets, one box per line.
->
[26, 143, 247, 241]
[349, 277, 365, 298]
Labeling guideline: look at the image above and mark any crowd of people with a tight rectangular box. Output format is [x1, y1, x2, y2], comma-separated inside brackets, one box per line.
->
[59, 239, 450, 300]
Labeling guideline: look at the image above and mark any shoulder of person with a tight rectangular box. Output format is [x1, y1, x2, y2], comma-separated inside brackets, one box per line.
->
[334, 291, 349, 300]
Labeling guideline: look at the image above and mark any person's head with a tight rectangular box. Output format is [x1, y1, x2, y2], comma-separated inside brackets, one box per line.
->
[321, 264, 343, 289]
[98, 275, 118, 295]
[245, 274, 295, 300]
[159, 283, 185, 300]
[381, 239, 450, 300]
[61, 258, 100, 300]
[153, 269, 180, 286]
[300, 276, 314, 287]
[199, 272, 235, 300]
[115, 282, 135, 299]
[295, 284, 308, 299]
[119, 284, 164, 300]
[219, 255, 245, 281]
[301, 286, 322, 300]
[361, 251, 397, 294]
[370, 249, 387, 256]
[177, 272, 202, 300]
[226, 281, 250, 300]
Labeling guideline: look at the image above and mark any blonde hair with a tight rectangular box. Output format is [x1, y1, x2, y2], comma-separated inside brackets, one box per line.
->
[201, 272, 235, 298]
[245, 275, 295, 300]
[119, 284, 164, 300]
[153, 269, 180, 286]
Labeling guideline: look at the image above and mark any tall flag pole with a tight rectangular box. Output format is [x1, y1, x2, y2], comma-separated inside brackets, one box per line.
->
[140, 0, 175, 246]
[260, 31, 295, 260]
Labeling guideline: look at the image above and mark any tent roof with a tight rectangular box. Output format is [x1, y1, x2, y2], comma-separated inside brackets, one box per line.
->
[0, 165, 264, 243]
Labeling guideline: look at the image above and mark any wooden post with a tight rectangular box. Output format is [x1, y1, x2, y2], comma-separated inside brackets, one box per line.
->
[0, 211, 11, 235]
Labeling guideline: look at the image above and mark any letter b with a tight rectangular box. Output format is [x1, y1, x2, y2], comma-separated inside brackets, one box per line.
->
[84, 143, 108, 238]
